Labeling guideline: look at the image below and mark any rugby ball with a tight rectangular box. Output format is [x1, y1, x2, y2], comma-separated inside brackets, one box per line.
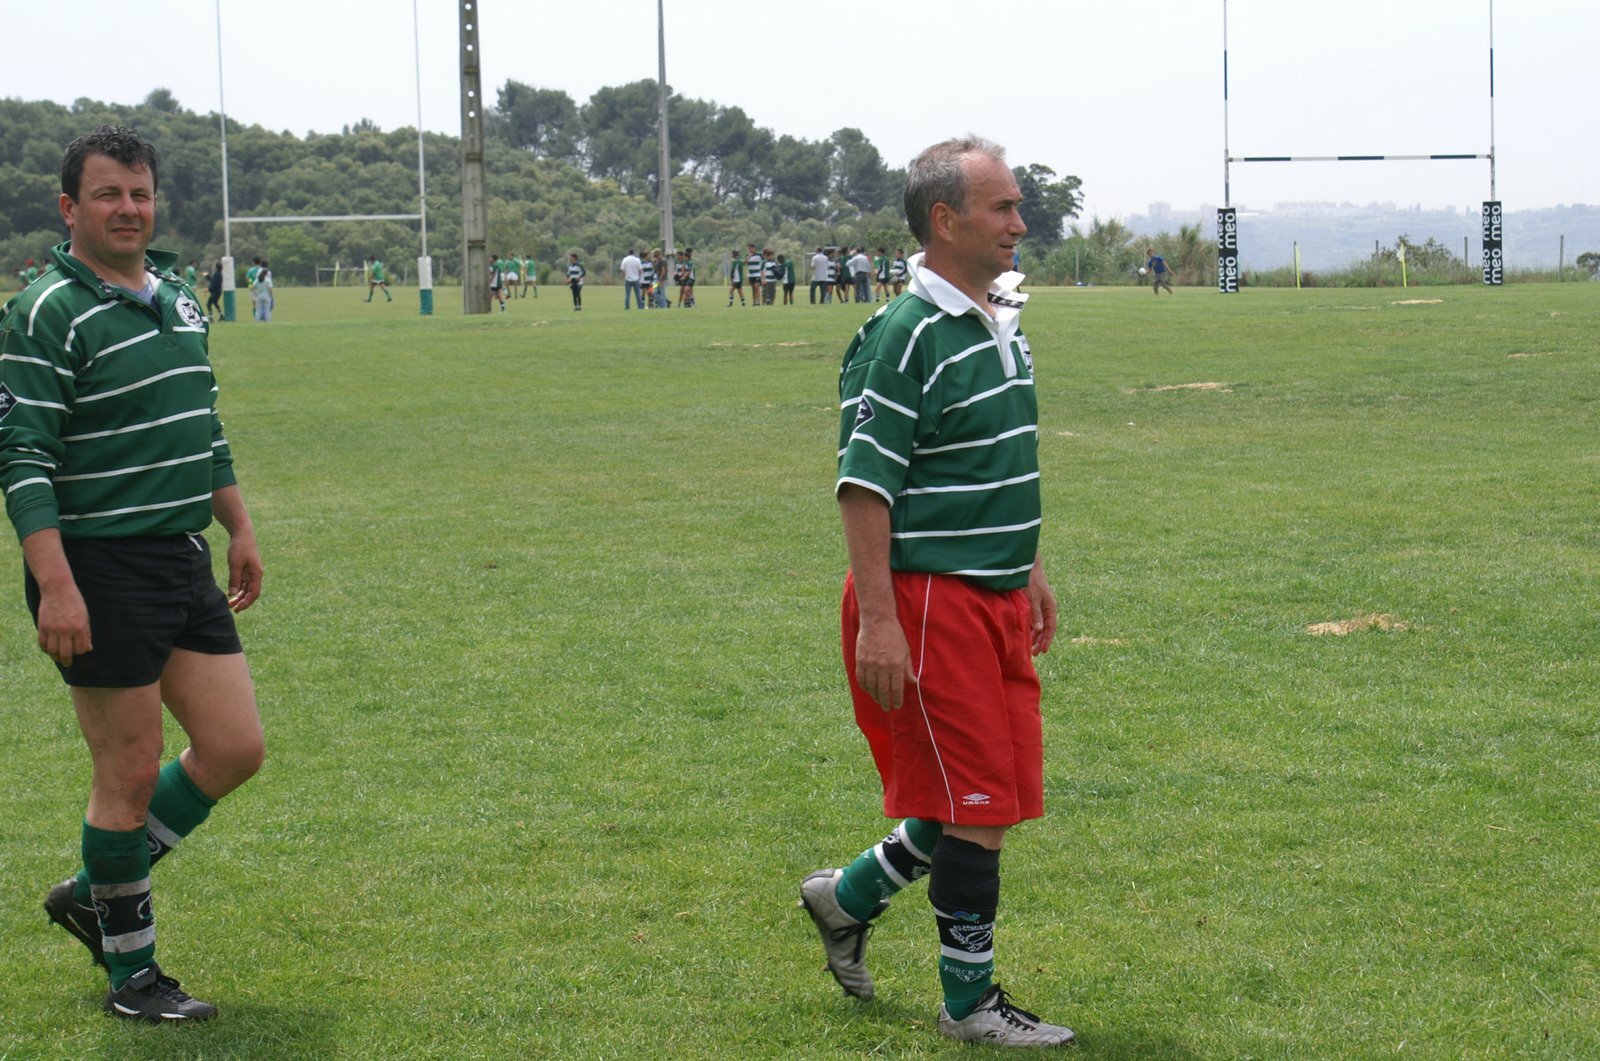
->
[1138, 267, 1148, 276]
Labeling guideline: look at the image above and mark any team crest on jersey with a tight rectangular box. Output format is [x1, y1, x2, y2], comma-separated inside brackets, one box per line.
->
[1017, 336, 1033, 372]
[853, 396, 876, 428]
[0, 382, 16, 421]
[174, 294, 205, 329]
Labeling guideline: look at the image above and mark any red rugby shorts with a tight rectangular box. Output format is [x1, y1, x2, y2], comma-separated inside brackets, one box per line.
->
[842, 570, 1044, 826]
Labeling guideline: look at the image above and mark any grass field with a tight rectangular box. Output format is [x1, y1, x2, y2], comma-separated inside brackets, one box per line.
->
[1, 281, 1596, 1058]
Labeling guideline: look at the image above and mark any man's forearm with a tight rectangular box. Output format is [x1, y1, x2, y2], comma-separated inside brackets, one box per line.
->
[212, 484, 255, 539]
[20, 527, 74, 591]
[839, 485, 896, 620]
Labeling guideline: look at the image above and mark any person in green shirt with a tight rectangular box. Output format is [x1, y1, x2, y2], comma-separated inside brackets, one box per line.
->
[1, 123, 265, 1027]
[800, 136, 1075, 1049]
[366, 255, 392, 302]
[184, 260, 198, 287]
[520, 254, 537, 298]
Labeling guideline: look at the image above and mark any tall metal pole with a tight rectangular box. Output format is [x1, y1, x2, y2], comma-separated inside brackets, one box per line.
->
[414, 0, 433, 315]
[1487, 0, 1496, 200]
[1222, 0, 1230, 209]
[214, 0, 237, 321]
[657, 0, 674, 253]
[414, 0, 429, 263]
[460, 1, 489, 314]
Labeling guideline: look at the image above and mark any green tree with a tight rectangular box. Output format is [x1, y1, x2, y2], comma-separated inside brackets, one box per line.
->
[264, 224, 326, 284]
[495, 82, 579, 160]
[1011, 164, 1082, 245]
[1576, 250, 1600, 278]
[768, 135, 830, 213]
[829, 128, 894, 214]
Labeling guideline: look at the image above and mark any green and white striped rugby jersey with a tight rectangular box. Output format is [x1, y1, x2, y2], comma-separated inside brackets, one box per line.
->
[0, 242, 235, 542]
[836, 257, 1040, 591]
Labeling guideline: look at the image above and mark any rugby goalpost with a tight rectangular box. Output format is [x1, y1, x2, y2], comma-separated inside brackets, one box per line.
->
[1217, 0, 1502, 292]
[212, 0, 435, 318]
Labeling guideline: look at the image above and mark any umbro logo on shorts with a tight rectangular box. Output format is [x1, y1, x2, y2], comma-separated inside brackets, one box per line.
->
[960, 792, 991, 806]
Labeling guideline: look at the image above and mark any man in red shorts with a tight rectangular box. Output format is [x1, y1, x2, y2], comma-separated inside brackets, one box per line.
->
[800, 136, 1074, 1047]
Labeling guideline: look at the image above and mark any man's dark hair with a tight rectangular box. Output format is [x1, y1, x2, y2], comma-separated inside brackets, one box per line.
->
[61, 125, 160, 201]
[904, 136, 1005, 247]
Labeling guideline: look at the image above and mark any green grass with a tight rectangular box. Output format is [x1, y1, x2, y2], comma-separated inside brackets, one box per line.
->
[1, 282, 1596, 1057]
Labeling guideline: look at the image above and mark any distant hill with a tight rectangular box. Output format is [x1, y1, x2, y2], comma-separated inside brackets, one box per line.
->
[1126, 204, 1600, 272]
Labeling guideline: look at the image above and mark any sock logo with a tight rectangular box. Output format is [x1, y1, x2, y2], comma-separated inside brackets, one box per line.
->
[944, 963, 991, 983]
[950, 923, 994, 953]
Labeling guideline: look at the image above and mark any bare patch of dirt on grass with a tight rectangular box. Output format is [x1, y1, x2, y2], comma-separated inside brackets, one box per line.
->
[1124, 382, 1233, 394]
[1305, 613, 1408, 637]
[1070, 635, 1127, 646]
[1507, 351, 1555, 359]
[1390, 298, 1444, 305]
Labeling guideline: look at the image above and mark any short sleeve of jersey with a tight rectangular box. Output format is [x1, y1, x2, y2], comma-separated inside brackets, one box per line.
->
[836, 312, 933, 505]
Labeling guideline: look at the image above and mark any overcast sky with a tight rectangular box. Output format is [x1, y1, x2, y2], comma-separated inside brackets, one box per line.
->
[2, 0, 1593, 221]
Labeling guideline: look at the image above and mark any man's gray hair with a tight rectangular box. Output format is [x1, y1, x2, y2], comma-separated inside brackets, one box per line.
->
[903, 136, 1006, 247]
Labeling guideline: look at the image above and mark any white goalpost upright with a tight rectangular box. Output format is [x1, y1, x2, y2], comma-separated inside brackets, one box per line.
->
[1218, 0, 1501, 291]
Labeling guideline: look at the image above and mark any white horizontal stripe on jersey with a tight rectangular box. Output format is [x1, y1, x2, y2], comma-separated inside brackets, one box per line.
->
[899, 472, 1039, 496]
[914, 424, 1037, 455]
[11, 394, 69, 412]
[921, 338, 997, 394]
[60, 491, 212, 522]
[26, 279, 74, 337]
[949, 562, 1037, 578]
[850, 432, 911, 467]
[896, 311, 947, 373]
[1, 352, 75, 377]
[836, 476, 895, 505]
[55, 449, 212, 482]
[941, 375, 1033, 415]
[892, 518, 1041, 540]
[5, 475, 52, 494]
[89, 328, 161, 362]
[840, 388, 916, 420]
[64, 301, 117, 349]
[61, 406, 211, 443]
[76, 365, 213, 404]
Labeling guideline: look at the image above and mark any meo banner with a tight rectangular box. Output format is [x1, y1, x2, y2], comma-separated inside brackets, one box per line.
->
[1217, 208, 1240, 293]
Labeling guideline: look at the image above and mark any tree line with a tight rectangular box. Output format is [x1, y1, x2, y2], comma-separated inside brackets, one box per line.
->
[0, 84, 1117, 287]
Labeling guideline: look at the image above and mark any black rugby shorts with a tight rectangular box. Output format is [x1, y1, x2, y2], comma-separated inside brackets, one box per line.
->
[25, 533, 243, 688]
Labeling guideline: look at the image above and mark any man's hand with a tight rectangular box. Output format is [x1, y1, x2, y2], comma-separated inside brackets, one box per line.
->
[226, 532, 263, 612]
[21, 529, 92, 665]
[856, 615, 917, 711]
[36, 582, 91, 666]
[1027, 556, 1058, 656]
[212, 484, 262, 612]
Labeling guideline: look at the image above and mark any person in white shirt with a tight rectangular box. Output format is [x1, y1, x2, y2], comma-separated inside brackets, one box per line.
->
[810, 248, 831, 304]
[849, 248, 872, 303]
[620, 250, 644, 310]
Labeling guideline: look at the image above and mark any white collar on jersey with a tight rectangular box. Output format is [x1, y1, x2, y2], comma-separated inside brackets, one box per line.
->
[907, 252, 1029, 377]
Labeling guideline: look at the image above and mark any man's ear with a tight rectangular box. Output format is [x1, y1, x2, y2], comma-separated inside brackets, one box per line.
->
[928, 201, 955, 243]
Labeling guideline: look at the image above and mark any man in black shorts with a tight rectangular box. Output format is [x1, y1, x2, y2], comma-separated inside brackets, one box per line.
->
[0, 126, 266, 1024]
